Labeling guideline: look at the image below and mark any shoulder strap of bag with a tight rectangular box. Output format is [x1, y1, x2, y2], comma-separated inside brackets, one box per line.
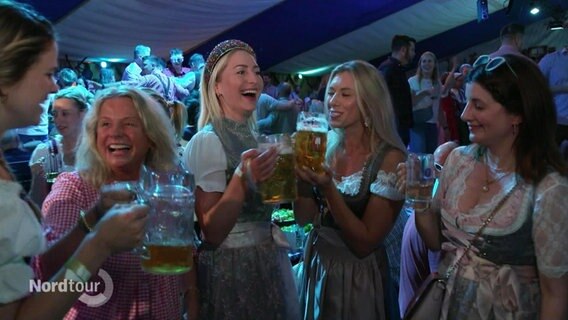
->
[443, 181, 520, 279]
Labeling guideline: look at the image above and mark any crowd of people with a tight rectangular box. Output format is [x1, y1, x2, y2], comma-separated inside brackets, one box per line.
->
[1, 0, 567, 319]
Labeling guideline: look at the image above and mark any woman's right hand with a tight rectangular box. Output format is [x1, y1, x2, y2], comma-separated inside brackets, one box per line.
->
[239, 147, 278, 185]
[93, 182, 139, 220]
[92, 203, 148, 254]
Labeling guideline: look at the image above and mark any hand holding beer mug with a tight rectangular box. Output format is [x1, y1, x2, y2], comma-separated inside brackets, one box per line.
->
[137, 166, 195, 275]
[45, 140, 63, 184]
[258, 134, 296, 204]
[295, 112, 328, 173]
[405, 153, 436, 211]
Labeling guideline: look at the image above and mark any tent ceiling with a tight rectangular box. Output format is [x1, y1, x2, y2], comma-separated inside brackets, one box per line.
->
[22, 0, 568, 74]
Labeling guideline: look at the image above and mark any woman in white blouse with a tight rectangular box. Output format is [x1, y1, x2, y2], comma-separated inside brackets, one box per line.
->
[408, 52, 454, 153]
[28, 86, 93, 206]
[0, 2, 146, 319]
[294, 60, 407, 320]
[183, 39, 300, 319]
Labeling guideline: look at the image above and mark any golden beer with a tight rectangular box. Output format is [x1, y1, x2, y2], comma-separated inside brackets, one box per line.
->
[260, 153, 296, 203]
[295, 130, 327, 174]
[406, 181, 434, 210]
[45, 172, 60, 184]
[141, 243, 193, 275]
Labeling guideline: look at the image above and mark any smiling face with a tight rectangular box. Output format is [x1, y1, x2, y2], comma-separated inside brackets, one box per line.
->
[170, 53, 184, 67]
[214, 50, 262, 122]
[419, 53, 436, 75]
[96, 96, 151, 180]
[327, 71, 362, 130]
[461, 82, 521, 148]
[1, 41, 59, 128]
[52, 98, 86, 140]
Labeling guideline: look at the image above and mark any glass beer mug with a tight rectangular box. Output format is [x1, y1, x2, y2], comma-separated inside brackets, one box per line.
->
[295, 111, 328, 173]
[138, 166, 195, 275]
[258, 134, 296, 204]
[405, 153, 436, 210]
[44, 140, 63, 184]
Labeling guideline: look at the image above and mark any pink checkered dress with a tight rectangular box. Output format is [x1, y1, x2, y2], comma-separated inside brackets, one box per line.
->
[36, 172, 184, 320]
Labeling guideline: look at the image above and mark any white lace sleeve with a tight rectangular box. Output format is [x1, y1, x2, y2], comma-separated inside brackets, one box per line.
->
[182, 130, 228, 193]
[532, 172, 568, 278]
[370, 170, 404, 201]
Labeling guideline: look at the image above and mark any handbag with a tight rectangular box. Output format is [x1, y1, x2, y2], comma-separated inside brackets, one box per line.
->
[403, 182, 520, 320]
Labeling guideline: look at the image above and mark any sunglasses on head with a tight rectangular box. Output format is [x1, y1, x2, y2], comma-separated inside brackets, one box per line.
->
[473, 55, 518, 79]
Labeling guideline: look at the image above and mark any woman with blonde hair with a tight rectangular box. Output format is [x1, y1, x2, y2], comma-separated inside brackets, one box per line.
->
[184, 39, 300, 319]
[0, 2, 146, 319]
[36, 87, 198, 319]
[29, 86, 93, 206]
[295, 60, 407, 319]
[408, 51, 455, 153]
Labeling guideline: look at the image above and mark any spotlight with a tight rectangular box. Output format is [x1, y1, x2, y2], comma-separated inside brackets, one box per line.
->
[548, 20, 564, 30]
[530, 7, 540, 15]
[298, 74, 303, 80]
[100, 61, 108, 68]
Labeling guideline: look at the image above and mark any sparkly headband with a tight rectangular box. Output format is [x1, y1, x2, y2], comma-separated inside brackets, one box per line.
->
[203, 39, 256, 84]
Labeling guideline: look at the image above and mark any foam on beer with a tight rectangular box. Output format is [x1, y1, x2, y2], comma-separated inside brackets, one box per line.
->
[297, 117, 328, 133]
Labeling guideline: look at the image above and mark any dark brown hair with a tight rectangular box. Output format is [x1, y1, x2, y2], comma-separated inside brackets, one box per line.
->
[468, 54, 567, 182]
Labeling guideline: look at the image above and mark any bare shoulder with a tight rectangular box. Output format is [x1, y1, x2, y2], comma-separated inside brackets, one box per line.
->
[381, 148, 406, 173]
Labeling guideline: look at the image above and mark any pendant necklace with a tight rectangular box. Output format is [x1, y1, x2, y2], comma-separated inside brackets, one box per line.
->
[482, 152, 512, 192]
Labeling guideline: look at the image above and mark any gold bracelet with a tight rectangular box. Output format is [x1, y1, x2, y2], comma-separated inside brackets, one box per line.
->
[79, 210, 93, 233]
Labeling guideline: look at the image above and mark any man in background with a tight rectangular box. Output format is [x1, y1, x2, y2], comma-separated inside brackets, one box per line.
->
[189, 53, 205, 90]
[378, 34, 416, 146]
[489, 23, 533, 62]
[164, 48, 191, 78]
[122, 44, 151, 81]
[539, 45, 568, 147]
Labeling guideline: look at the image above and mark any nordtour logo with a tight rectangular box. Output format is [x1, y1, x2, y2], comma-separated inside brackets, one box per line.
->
[30, 268, 114, 307]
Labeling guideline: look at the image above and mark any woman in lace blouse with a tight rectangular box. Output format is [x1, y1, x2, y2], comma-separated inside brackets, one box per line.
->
[415, 54, 568, 319]
[294, 60, 407, 320]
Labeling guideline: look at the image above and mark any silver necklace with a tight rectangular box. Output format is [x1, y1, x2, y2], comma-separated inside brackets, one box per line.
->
[482, 152, 512, 192]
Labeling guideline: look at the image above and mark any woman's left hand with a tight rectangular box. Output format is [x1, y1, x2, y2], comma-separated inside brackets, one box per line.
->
[296, 165, 334, 191]
[241, 146, 279, 184]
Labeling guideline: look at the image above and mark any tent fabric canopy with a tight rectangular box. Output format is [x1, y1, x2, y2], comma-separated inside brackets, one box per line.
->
[23, 0, 568, 75]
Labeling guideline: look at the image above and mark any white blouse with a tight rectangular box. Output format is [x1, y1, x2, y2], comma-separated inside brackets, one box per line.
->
[0, 179, 46, 303]
[183, 130, 228, 193]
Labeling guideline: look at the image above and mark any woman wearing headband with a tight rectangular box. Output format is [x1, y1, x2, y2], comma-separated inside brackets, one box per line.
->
[183, 39, 300, 319]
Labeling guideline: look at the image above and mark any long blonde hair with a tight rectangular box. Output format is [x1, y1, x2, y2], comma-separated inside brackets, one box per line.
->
[325, 60, 407, 159]
[75, 86, 178, 188]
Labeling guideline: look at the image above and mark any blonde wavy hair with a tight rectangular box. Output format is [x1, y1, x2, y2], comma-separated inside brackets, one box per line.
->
[75, 86, 178, 188]
[324, 60, 407, 159]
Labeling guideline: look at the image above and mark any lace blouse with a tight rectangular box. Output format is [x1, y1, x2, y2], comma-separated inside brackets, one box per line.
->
[438, 145, 568, 278]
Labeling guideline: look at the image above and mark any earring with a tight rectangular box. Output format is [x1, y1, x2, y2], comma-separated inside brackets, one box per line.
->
[512, 123, 519, 136]
[364, 118, 370, 128]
